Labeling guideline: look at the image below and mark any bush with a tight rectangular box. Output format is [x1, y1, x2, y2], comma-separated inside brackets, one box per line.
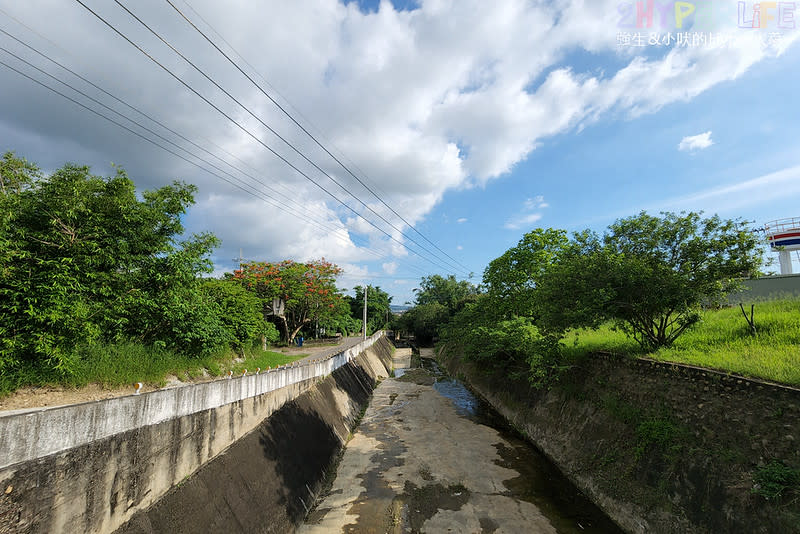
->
[753, 461, 800, 501]
[201, 279, 264, 351]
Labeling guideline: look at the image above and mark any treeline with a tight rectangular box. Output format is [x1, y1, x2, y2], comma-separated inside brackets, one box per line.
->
[397, 212, 762, 387]
[0, 153, 392, 390]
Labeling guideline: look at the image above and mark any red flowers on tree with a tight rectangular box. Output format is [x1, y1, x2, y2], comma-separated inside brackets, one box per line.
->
[233, 258, 344, 343]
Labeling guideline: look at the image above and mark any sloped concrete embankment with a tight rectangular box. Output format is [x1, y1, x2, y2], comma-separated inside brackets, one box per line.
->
[438, 347, 800, 534]
[0, 334, 392, 534]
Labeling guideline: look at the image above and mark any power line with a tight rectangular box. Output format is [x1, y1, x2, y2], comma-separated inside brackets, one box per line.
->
[74, 0, 458, 275]
[178, 0, 402, 220]
[0, 29, 331, 233]
[113, 0, 468, 276]
[0, 29, 432, 279]
[0, 51, 386, 267]
[0, 43, 350, 246]
[167, 0, 474, 275]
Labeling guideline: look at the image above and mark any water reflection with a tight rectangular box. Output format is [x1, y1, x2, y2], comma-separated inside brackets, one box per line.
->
[413, 355, 624, 534]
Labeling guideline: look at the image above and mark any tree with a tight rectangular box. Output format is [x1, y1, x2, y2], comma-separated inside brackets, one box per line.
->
[233, 259, 344, 344]
[482, 228, 569, 320]
[538, 212, 762, 349]
[201, 279, 276, 353]
[414, 274, 477, 314]
[400, 302, 450, 345]
[350, 285, 392, 335]
[0, 154, 222, 373]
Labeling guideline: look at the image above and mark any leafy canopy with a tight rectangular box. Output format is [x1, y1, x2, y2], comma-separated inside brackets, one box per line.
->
[538, 211, 761, 349]
[0, 152, 223, 374]
[233, 259, 344, 342]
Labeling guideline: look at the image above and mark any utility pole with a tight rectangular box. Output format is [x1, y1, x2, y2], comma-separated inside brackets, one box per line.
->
[363, 285, 368, 340]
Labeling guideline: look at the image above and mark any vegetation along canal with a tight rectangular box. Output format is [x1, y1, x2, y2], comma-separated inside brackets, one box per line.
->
[301, 347, 622, 533]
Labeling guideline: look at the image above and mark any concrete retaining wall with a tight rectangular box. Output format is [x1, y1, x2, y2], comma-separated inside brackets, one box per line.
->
[440, 348, 800, 533]
[0, 333, 391, 534]
[728, 274, 800, 303]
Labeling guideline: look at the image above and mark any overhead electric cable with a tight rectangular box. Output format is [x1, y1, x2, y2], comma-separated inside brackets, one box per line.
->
[0, 27, 351, 241]
[0, 54, 394, 264]
[73, 0, 457, 275]
[0, 44, 350, 243]
[113, 0, 467, 276]
[0, 35, 432, 279]
[167, 0, 473, 275]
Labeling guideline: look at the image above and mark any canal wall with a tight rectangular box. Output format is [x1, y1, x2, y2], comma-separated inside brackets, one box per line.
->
[0, 334, 393, 534]
[438, 347, 800, 534]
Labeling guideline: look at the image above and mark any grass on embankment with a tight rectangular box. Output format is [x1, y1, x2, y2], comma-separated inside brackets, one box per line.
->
[0, 343, 308, 398]
[563, 299, 800, 387]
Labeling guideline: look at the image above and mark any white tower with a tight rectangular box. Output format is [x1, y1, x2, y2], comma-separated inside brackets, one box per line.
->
[765, 217, 800, 275]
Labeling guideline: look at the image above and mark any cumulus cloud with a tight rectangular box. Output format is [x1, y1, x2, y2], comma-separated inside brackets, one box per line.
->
[679, 131, 714, 152]
[0, 0, 794, 275]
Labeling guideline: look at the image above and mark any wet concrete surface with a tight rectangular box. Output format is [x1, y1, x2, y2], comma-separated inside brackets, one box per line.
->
[301, 348, 622, 534]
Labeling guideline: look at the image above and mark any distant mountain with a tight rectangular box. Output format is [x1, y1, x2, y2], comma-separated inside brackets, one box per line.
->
[390, 304, 411, 314]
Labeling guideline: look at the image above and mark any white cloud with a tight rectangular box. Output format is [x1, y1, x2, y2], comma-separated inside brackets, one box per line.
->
[657, 164, 800, 214]
[506, 195, 549, 229]
[504, 212, 543, 230]
[678, 131, 714, 152]
[382, 261, 398, 275]
[0, 0, 795, 274]
[457, 217, 468, 224]
[457, 245, 464, 251]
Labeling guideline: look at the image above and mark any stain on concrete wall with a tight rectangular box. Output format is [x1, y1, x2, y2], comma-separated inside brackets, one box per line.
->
[0, 335, 392, 534]
[439, 348, 800, 534]
[114, 343, 392, 534]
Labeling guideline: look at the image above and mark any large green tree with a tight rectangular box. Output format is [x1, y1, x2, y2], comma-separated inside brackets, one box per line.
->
[538, 211, 762, 349]
[482, 228, 569, 320]
[413, 274, 477, 313]
[0, 153, 221, 373]
[350, 285, 392, 335]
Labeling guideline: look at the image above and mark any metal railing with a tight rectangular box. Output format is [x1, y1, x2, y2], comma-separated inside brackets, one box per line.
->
[765, 217, 800, 236]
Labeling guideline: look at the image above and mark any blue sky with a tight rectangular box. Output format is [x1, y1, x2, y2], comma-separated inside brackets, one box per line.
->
[418, 40, 800, 279]
[1, 0, 798, 304]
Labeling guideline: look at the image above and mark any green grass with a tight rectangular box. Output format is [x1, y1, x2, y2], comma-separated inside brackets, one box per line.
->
[229, 349, 309, 375]
[0, 343, 309, 397]
[565, 299, 800, 386]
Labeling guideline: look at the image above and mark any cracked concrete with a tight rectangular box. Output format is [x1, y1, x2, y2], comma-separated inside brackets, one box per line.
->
[301, 348, 610, 533]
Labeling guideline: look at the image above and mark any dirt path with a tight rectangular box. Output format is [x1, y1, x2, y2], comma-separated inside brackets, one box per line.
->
[301, 348, 561, 533]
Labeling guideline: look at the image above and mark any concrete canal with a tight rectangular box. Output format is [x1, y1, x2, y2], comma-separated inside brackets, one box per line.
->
[301, 348, 622, 533]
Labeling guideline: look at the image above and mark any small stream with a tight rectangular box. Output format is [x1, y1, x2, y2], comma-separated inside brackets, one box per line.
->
[416, 357, 623, 534]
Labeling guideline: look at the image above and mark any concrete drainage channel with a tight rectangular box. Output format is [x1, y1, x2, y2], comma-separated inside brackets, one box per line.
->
[301, 347, 622, 533]
[0, 333, 393, 534]
[1, 337, 622, 533]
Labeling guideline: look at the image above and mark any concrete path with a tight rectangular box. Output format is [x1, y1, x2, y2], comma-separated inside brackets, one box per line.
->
[294, 336, 364, 364]
[300, 348, 559, 533]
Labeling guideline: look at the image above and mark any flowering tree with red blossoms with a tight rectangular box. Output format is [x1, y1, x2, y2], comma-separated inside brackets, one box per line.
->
[232, 259, 345, 344]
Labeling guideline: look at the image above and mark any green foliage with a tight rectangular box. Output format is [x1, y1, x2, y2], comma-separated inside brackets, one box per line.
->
[201, 279, 267, 351]
[400, 302, 450, 345]
[538, 212, 762, 349]
[413, 274, 478, 314]
[483, 228, 569, 320]
[634, 417, 684, 461]
[350, 285, 392, 334]
[0, 153, 221, 376]
[752, 461, 800, 501]
[565, 300, 800, 386]
[441, 297, 563, 387]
